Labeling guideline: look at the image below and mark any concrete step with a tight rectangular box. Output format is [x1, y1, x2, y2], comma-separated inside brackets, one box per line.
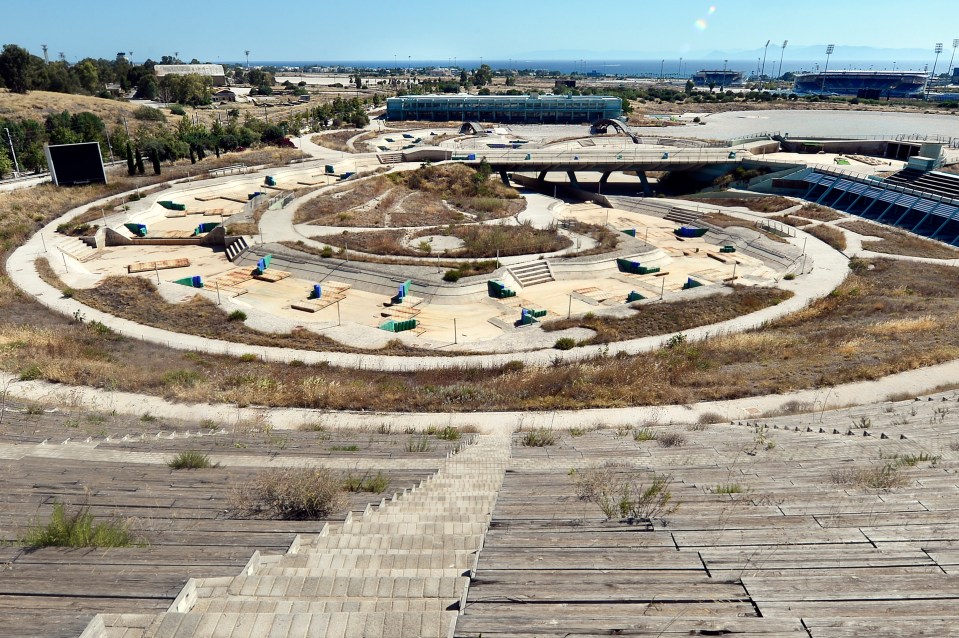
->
[264, 553, 475, 573]
[339, 522, 488, 536]
[134, 611, 457, 638]
[219, 575, 468, 600]
[192, 598, 453, 614]
[295, 534, 484, 551]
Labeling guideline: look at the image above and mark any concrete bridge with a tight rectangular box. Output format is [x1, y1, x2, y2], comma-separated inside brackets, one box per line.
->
[405, 147, 744, 191]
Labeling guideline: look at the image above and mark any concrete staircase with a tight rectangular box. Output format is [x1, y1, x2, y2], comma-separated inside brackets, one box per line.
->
[225, 236, 249, 262]
[507, 260, 554, 288]
[377, 152, 404, 165]
[664, 207, 705, 225]
[54, 234, 101, 263]
[83, 434, 511, 638]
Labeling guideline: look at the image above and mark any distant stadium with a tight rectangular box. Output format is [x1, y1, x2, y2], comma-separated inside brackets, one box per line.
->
[793, 70, 927, 98]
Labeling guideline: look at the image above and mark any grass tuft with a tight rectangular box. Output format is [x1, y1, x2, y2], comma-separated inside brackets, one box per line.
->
[20, 502, 138, 548]
[167, 450, 217, 470]
[521, 428, 558, 447]
[230, 467, 346, 520]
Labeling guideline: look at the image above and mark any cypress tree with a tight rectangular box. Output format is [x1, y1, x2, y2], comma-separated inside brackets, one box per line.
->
[126, 143, 135, 176]
[135, 147, 145, 174]
[150, 149, 161, 176]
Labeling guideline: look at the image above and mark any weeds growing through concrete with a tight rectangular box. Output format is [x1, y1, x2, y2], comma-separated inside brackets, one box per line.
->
[167, 450, 217, 470]
[20, 502, 138, 548]
[230, 467, 346, 520]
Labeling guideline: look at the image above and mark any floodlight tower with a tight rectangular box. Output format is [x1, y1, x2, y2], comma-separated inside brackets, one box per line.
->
[721, 59, 728, 90]
[949, 39, 959, 83]
[820, 44, 835, 96]
[928, 42, 944, 99]
[760, 39, 771, 85]
[777, 40, 788, 83]
[245, 50, 250, 69]
[41, 44, 48, 64]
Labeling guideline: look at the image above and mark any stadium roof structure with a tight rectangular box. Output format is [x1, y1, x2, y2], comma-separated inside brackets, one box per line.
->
[155, 64, 226, 78]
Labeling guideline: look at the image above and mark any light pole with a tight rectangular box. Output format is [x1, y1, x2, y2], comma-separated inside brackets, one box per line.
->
[927, 42, 944, 100]
[679, 57, 683, 78]
[245, 50, 250, 70]
[949, 39, 959, 84]
[4, 128, 20, 176]
[760, 40, 771, 87]
[820, 44, 835, 97]
[721, 59, 728, 91]
[777, 40, 788, 84]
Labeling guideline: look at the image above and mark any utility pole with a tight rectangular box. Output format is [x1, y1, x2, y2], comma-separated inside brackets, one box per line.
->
[820, 45, 835, 96]
[777, 40, 788, 83]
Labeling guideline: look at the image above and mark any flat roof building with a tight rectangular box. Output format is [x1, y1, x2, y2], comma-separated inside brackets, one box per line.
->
[385, 94, 623, 123]
[155, 64, 227, 87]
[692, 70, 743, 87]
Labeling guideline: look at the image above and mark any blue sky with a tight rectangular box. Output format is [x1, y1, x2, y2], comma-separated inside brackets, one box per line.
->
[2, 0, 957, 63]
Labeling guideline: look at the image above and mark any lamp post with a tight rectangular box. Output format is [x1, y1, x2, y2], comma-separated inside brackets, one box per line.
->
[948, 40, 959, 84]
[760, 40, 771, 86]
[927, 42, 944, 100]
[721, 59, 728, 91]
[4, 128, 20, 176]
[820, 44, 835, 97]
[777, 40, 788, 84]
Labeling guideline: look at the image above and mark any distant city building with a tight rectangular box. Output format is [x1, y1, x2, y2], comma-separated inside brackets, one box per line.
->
[793, 70, 927, 98]
[385, 94, 622, 123]
[692, 70, 743, 87]
[154, 64, 227, 87]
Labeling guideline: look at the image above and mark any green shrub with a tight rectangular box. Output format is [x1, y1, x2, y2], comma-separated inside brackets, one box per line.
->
[227, 310, 247, 322]
[522, 428, 557, 447]
[161, 369, 204, 387]
[442, 269, 461, 282]
[406, 435, 433, 452]
[20, 502, 138, 548]
[133, 106, 166, 121]
[19, 364, 42, 381]
[554, 337, 576, 350]
[168, 450, 217, 470]
[170, 104, 187, 116]
[230, 467, 347, 519]
[435, 425, 461, 441]
[343, 470, 390, 493]
[321, 246, 334, 258]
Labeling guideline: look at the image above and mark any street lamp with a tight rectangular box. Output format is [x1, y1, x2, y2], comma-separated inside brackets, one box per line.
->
[928, 42, 944, 100]
[949, 39, 959, 83]
[820, 44, 835, 96]
[777, 40, 788, 83]
[760, 39, 771, 86]
[721, 59, 728, 91]
[4, 127, 20, 176]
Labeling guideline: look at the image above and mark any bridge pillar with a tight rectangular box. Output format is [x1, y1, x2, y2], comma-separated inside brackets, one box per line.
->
[600, 172, 612, 184]
[566, 171, 578, 186]
[537, 171, 548, 183]
[637, 171, 652, 196]
[499, 170, 511, 187]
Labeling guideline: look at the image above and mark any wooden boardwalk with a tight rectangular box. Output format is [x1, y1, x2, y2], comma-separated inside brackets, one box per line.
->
[457, 394, 959, 637]
[0, 404, 450, 638]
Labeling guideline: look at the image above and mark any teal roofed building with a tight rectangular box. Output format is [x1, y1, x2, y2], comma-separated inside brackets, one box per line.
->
[385, 94, 623, 123]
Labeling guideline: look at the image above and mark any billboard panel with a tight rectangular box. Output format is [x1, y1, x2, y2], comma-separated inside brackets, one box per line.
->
[44, 142, 108, 186]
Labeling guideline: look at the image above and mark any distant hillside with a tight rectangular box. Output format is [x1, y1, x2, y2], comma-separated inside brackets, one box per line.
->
[0, 89, 146, 126]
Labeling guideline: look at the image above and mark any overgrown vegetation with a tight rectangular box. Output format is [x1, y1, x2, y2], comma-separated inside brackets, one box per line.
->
[230, 467, 347, 519]
[342, 470, 390, 493]
[167, 450, 217, 470]
[838, 220, 959, 259]
[681, 194, 794, 213]
[573, 464, 679, 521]
[805, 224, 848, 251]
[20, 501, 138, 548]
[543, 287, 792, 344]
[521, 428, 558, 447]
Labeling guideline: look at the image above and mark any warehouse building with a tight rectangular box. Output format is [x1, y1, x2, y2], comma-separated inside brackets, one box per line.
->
[154, 64, 227, 87]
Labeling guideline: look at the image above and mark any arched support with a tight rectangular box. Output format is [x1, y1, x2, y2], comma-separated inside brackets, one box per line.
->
[499, 170, 511, 187]
[537, 171, 548, 182]
[600, 172, 612, 184]
[637, 171, 652, 196]
[566, 171, 578, 185]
